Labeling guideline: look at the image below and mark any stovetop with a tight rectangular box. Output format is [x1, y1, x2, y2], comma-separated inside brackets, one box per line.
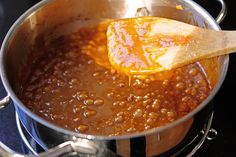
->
[0, 0, 236, 156]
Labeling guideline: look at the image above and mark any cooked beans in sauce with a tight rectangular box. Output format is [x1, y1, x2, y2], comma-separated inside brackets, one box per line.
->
[19, 22, 211, 136]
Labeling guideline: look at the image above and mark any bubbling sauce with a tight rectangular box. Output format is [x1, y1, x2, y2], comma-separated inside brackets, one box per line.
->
[19, 22, 211, 136]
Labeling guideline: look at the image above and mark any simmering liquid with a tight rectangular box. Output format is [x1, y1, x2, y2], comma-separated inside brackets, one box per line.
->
[19, 22, 211, 136]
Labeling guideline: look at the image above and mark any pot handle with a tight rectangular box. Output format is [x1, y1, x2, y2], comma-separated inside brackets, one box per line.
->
[0, 95, 11, 110]
[0, 138, 115, 157]
[215, 0, 227, 24]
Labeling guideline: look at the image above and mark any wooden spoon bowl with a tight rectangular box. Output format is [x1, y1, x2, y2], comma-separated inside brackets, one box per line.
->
[107, 16, 235, 75]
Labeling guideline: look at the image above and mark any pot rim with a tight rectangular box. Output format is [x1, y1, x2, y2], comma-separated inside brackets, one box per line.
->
[0, 0, 229, 140]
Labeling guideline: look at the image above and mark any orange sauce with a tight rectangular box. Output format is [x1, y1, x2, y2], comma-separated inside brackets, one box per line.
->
[19, 22, 211, 136]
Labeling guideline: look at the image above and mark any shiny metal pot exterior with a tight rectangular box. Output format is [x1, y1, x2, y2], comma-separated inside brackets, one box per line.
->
[0, 0, 228, 156]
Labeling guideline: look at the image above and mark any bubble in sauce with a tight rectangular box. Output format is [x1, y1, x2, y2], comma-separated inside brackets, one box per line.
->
[83, 109, 97, 118]
[84, 99, 94, 105]
[114, 116, 124, 123]
[189, 68, 197, 76]
[94, 98, 104, 106]
[133, 109, 143, 118]
[176, 82, 184, 89]
[77, 92, 88, 101]
[76, 124, 89, 132]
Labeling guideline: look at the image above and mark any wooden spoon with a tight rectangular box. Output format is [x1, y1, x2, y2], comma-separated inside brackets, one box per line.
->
[107, 16, 235, 75]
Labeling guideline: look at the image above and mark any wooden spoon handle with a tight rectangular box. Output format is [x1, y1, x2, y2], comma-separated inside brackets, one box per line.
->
[157, 29, 236, 70]
[197, 30, 236, 58]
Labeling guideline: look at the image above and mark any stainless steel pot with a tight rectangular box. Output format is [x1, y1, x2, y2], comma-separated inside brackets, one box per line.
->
[0, 0, 228, 156]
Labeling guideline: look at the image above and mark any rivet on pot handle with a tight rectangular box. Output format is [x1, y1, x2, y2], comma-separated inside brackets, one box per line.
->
[215, 0, 227, 24]
[0, 95, 11, 110]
